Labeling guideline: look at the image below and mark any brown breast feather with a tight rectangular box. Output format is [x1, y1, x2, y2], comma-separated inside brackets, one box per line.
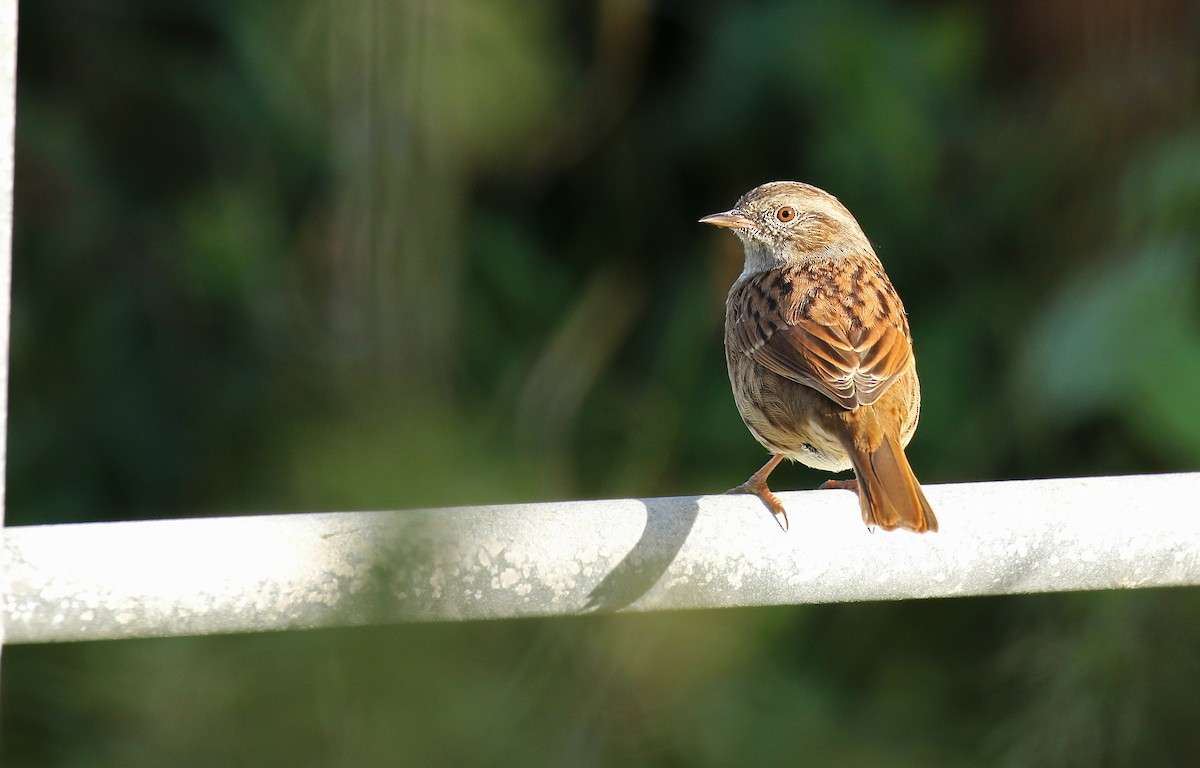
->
[727, 257, 913, 411]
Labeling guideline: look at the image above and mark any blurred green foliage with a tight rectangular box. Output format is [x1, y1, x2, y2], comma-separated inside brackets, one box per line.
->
[5, 0, 1200, 765]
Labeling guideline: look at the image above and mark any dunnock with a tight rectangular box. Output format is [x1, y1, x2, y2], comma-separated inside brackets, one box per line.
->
[700, 181, 937, 533]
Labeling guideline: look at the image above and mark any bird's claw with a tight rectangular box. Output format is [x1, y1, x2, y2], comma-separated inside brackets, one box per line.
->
[726, 480, 789, 532]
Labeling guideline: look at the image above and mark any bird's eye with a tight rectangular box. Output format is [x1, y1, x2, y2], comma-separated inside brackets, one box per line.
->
[776, 206, 796, 223]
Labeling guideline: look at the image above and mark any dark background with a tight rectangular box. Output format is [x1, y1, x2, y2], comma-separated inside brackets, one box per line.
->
[5, 1, 1200, 765]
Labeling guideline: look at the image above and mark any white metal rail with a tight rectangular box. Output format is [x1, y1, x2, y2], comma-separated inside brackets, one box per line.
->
[4, 473, 1199, 644]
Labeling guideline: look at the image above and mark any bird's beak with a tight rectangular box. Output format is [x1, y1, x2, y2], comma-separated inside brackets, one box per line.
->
[698, 209, 752, 229]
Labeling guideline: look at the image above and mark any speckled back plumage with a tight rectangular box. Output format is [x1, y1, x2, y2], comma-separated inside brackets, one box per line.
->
[724, 252, 922, 468]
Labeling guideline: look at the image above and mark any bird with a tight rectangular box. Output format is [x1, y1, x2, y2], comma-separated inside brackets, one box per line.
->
[699, 181, 937, 533]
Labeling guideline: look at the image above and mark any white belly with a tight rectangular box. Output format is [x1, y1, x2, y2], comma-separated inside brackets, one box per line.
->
[742, 408, 853, 473]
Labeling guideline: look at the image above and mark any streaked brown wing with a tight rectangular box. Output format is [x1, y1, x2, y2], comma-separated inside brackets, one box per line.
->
[750, 318, 912, 410]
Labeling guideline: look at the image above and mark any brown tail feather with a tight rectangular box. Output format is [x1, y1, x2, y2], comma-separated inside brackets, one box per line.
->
[850, 435, 937, 533]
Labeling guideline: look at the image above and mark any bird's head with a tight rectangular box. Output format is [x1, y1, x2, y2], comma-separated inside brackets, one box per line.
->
[700, 181, 870, 275]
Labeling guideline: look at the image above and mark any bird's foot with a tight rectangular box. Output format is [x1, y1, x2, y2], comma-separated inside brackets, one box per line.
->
[819, 478, 873, 530]
[818, 478, 859, 494]
[726, 477, 789, 532]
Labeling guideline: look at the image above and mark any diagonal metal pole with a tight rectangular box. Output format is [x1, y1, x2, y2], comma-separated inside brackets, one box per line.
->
[3, 473, 1199, 644]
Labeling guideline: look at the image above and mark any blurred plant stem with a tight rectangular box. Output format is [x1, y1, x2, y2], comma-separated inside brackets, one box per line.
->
[322, 0, 566, 392]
